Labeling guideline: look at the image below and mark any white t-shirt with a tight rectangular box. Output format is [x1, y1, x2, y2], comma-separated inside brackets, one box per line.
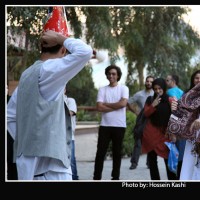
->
[97, 84, 129, 127]
[64, 96, 77, 140]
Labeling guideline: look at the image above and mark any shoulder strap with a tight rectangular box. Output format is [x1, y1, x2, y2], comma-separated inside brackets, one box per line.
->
[145, 95, 153, 104]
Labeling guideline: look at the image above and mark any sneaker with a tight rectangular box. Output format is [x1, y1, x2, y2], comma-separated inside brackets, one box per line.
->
[129, 163, 137, 170]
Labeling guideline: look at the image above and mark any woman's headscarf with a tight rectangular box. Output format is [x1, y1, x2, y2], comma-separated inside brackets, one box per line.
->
[149, 78, 171, 130]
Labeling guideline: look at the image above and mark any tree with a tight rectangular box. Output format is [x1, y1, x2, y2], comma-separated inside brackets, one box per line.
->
[7, 7, 47, 79]
[66, 65, 98, 106]
[6, 6, 98, 105]
[109, 7, 200, 90]
[7, 6, 200, 95]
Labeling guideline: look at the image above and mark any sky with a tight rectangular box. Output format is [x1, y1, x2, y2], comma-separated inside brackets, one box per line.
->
[183, 5, 200, 33]
[90, 5, 200, 89]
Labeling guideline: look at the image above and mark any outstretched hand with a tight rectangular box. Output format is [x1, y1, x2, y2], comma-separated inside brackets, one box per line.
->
[171, 100, 178, 111]
[190, 119, 200, 132]
[169, 133, 177, 143]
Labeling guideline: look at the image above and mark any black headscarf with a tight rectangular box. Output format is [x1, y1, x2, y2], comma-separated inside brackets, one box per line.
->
[147, 78, 171, 130]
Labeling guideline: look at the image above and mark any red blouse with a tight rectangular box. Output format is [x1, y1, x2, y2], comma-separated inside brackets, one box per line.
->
[142, 103, 169, 159]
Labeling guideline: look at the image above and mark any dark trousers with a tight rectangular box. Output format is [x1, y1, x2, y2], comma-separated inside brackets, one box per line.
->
[130, 138, 141, 165]
[7, 132, 18, 180]
[176, 160, 182, 180]
[71, 140, 79, 180]
[148, 150, 177, 180]
[130, 138, 149, 166]
[93, 126, 125, 180]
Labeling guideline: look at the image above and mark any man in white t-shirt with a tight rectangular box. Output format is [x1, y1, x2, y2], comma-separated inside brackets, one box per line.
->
[93, 65, 129, 180]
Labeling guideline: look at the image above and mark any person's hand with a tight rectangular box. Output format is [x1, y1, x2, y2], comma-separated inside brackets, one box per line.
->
[190, 119, 200, 132]
[152, 95, 161, 107]
[91, 50, 96, 59]
[169, 97, 177, 104]
[40, 30, 67, 47]
[171, 99, 178, 111]
[169, 133, 177, 143]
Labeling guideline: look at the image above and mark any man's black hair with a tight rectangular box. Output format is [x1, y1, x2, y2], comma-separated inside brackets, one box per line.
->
[41, 44, 63, 54]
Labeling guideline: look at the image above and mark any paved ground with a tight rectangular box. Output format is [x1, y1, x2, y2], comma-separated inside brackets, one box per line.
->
[77, 155, 168, 181]
[75, 126, 168, 181]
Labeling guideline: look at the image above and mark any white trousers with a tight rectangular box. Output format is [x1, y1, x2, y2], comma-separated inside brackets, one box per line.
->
[33, 171, 72, 181]
[180, 140, 200, 180]
[16, 155, 72, 181]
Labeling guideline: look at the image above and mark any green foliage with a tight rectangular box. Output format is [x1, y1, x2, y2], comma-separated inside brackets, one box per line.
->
[7, 7, 47, 50]
[121, 111, 137, 157]
[67, 66, 98, 106]
[7, 6, 200, 104]
[7, 7, 47, 80]
[76, 110, 100, 121]
[82, 7, 118, 52]
[7, 7, 98, 106]
[126, 78, 141, 98]
[117, 7, 200, 87]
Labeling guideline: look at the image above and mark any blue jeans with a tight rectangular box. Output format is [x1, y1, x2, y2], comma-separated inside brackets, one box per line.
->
[71, 140, 79, 180]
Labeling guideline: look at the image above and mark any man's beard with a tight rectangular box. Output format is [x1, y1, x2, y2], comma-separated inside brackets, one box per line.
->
[145, 85, 152, 90]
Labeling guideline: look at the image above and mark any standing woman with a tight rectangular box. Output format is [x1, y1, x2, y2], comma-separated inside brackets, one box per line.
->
[171, 70, 200, 180]
[142, 78, 177, 180]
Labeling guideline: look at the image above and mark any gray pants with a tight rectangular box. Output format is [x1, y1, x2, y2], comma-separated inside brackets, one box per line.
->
[130, 138, 149, 166]
[130, 138, 141, 165]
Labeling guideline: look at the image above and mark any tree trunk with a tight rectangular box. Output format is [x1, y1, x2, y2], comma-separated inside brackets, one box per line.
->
[136, 61, 144, 89]
[20, 30, 29, 73]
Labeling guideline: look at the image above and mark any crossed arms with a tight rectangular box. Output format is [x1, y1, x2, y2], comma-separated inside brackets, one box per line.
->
[96, 98, 128, 112]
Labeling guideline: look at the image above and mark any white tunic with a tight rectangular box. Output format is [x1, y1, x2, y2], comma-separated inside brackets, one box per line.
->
[7, 38, 92, 180]
[64, 96, 77, 141]
[180, 115, 200, 180]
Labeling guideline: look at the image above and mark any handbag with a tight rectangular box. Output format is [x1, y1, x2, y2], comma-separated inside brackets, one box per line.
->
[133, 107, 147, 139]
[167, 83, 200, 140]
[167, 104, 194, 139]
[133, 96, 153, 139]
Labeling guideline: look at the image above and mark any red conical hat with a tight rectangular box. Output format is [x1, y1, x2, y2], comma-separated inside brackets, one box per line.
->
[43, 6, 70, 37]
